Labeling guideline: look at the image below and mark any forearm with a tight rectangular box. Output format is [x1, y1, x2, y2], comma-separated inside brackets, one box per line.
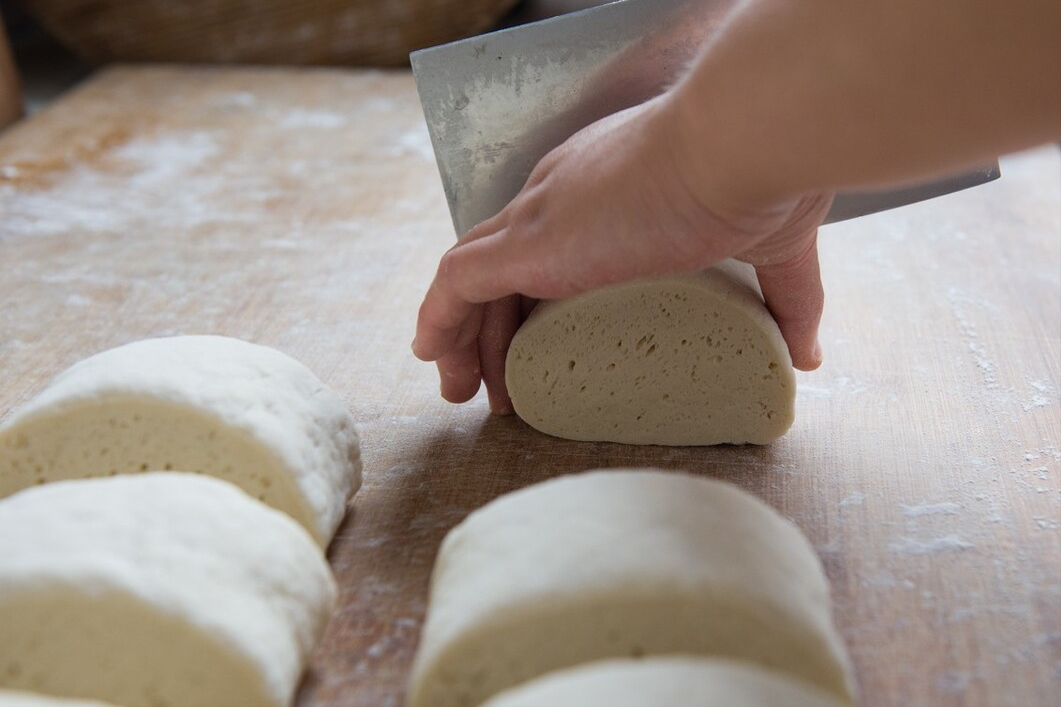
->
[668, 0, 1061, 211]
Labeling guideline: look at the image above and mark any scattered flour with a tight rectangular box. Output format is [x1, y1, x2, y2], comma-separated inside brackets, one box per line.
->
[901, 501, 962, 518]
[1033, 517, 1060, 531]
[888, 535, 976, 556]
[381, 125, 435, 161]
[217, 91, 257, 108]
[1021, 381, 1055, 411]
[936, 670, 973, 695]
[839, 493, 866, 509]
[115, 131, 219, 188]
[946, 287, 1000, 389]
[279, 109, 348, 130]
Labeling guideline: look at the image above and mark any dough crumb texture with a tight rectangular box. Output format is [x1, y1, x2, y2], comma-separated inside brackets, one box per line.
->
[0, 335, 362, 546]
[506, 262, 796, 445]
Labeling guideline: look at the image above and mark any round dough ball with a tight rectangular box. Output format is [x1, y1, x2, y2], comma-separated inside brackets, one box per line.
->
[480, 657, 850, 707]
[0, 335, 361, 546]
[0, 690, 118, 707]
[505, 261, 796, 445]
[408, 470, 855, 707]
[0, 473, 336, 707]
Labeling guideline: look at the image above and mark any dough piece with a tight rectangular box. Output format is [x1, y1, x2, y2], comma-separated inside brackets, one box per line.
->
[481, 657, 849, 707]
[407, 470, 855, 707]
[0, 691, 117, 707]
[0, 335, 361, 546]
[505, 261, 796, 445]
[0, 473, 336, 707]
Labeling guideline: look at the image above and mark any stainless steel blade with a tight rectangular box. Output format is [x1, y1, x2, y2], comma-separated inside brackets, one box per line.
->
[412, 0, 999, 237]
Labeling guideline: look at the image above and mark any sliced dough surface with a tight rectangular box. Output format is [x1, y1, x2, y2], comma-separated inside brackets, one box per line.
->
[408, 469, 855, 707]
[481, 657, 849, 707]
[0, 473, 336, 707]
[0, 691, 117, 707]
[506, 262, 795, 445]
[0, 335, 361, 545]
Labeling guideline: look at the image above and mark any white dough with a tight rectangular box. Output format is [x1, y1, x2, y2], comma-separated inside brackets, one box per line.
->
[0, 473, 336, 707]
[407, 470, 855, 707]
[0, 335, 361, 546]
[506, 261, 796, 445]
[0, 691, 117, 707]
[480, 657, 850, 707]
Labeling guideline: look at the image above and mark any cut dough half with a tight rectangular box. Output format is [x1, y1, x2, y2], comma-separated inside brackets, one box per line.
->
[480, 657, 850, 707]
[506, 262, 796, 445]
[0, 691, 118, 707]
[0, 473, 336, 707]
[0, 335, 361, 546]
[408, 469, 855, 707]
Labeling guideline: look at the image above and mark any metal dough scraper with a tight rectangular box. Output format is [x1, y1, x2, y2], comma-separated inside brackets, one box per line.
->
[411, 0, 999, 237]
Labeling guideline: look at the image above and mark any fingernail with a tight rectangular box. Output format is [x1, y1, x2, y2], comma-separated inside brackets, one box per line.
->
[812, 339, 823, 363]
[410, 337, 418, 354]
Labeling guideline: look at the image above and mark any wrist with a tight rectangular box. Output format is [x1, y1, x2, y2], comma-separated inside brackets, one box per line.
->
[656, 0, 838, 233]
[662, 75, 804, 235]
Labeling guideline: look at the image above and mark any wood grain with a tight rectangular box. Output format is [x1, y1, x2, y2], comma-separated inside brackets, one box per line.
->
[0, 66, 1058, 707]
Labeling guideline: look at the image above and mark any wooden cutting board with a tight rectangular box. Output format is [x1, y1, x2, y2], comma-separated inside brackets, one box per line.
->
[0, 66, 1058, 707]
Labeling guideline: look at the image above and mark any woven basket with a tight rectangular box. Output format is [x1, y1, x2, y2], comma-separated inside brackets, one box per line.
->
[20, 0, 521, 67]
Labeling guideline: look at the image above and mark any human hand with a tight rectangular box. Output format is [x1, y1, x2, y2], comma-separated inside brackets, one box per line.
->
[412, 94, 833, 414]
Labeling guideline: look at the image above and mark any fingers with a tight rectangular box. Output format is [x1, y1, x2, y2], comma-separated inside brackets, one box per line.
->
[414, 219, 564, 363]
[754, 232, 825, 371]
[478, 295, 522, 415]
[436, 336, 483, 404]
[413, 207, 529, 408]
[459, 208, 510, 245]
[429, 299, 484, 403]
[410, 206, 516, 363]
[412, 230, 511, 362]
[414, 211, 527, 407]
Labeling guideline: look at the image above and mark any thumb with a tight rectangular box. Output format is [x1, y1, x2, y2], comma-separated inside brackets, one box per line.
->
[753, 233, 825, 371]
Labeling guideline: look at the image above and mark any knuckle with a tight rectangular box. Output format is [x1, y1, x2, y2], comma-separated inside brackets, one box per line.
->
[437, 247, 463, 280]
[509, 189, 546, 228]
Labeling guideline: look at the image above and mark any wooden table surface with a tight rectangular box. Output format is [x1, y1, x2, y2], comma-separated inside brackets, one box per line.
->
[0, 66, 1058, 707]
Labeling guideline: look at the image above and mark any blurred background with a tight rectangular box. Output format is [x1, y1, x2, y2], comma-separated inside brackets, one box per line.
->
[0, 0, 605, 121]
